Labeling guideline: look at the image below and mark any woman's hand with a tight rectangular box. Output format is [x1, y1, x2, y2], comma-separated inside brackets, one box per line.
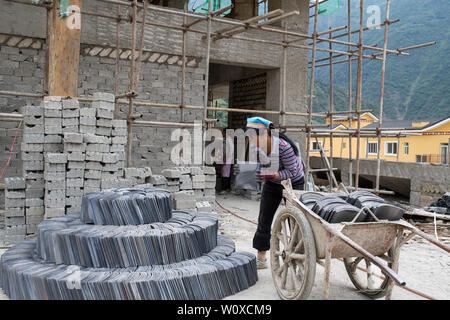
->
[256, 172, 279, 181]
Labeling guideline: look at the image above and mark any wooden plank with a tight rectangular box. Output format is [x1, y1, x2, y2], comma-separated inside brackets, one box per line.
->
[406, 209, 450, 221]
[47, 0, 83, 97]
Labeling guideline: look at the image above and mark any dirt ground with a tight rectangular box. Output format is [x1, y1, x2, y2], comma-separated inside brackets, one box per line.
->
[0, 193, 448, 300]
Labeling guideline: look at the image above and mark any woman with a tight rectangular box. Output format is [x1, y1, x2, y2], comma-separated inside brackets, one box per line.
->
[246, 116, 305, 269]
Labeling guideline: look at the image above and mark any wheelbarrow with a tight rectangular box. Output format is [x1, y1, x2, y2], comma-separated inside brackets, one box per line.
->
[269, 180, 450, 300]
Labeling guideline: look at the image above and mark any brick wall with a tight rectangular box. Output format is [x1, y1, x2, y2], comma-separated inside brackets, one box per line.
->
[0, 37, 205, 191]
[229, 73, 266, 129]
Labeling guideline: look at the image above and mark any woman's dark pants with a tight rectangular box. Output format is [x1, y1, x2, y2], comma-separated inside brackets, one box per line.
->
[252, 178, 305, 251]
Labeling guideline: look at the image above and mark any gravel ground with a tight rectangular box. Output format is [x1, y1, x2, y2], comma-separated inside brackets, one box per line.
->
[0, 193, 448, 300]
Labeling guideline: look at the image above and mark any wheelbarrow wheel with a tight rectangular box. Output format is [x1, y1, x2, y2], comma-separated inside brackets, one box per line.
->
[343, 242, 395, 299]
[270, 207, 316, 300]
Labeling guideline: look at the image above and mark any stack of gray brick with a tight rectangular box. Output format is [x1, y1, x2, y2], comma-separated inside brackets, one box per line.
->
[44, 153, 67, 219]
[111, 119, 127, 172]
[79, 107, 96, 135]
[4, 177, 26, 242]
[64, 132, 85, 211]
[161, 168, 180, 193]
[20, 105, 45, 236]
[164, 166, 216, 210]
[84, 133, 108, 192]
[93, 92, 114, 137]
[43, 98, 63, 153]
[62, 98, 80, 134]
[124, 167, 153, 185]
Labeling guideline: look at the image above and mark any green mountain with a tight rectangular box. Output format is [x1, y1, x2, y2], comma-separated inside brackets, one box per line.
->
[310, 0, 450, 120]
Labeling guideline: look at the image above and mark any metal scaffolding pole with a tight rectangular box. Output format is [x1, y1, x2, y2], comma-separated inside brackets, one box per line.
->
[354, 0, 365, 190]
[114, 4, 121, 119]
[126, 0, 138, 168]
[376, 0, 391, 193]
[305, 0, 320, 189]
[328, 27, 334, 190]
[347, 0, 353, 188]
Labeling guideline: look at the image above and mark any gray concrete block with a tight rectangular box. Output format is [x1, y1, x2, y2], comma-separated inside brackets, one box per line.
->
[44, 163, 66, 172]
[5, 177, 25, 190]
[79, 125, 97, 135]
[150, 175, 167, 185]
[96, 109, 114, 120]
[85, 170, 102, 179]
[44, 171, 65, 181]
[203, 166, 216, 175]
[161, 168, 181, 178]
[174, 199, 196, 210]
[84, 179, 101, 188]
[23, 124, 44, 134]
[44, 108, 62, 118]
[83, 134, 110, 144]
[67, 161, 85, 169]
[66, 187, 84, 197]
[23, 134, 44, 143]
[45, 153, 67, 164]
[62, 117, 79, 126]
[22, 152, 44, 161]
[205, 181, 216, 188]
[62, 98, 79, 109]
[112, 128, 127, 136]
[62, 125, 79, 133]
[112, 119, 127, 128]
[190, 167, 203, 175]
[110, 136, 126, 145]
[41, 100, 62, 110]
[21, 105, 43, 116]
[44, 207, 65, 219]
[86, 143, 109, 153]
[5, 207, 25, 217]
[43, 143, 63, 153]
[23, 115, 44, 125]
[102, 163, 120, 171]
[80, 108, 97, 117]
[45, 180, 65, 190]
[61, 132, 82, 145]
[66, 168, 85, 178]
[174, 190, 195, 200]
[5, 198, 25, 208]
[93, 92, 115, 103]
[25, 198, 44, 207]
[85, 161, 102, 170]
[22, 160, 44, 171]
[44, 125, 63, 135]
[64, 143, 86, 152]
[67, 152, 85, 161]
[66, 178, 84, 188]
[96, 126, 111, 136]
[80, 116, 96, 126]
[26, 215, 43, 225]
[26, 206, 45, 216]
[5, 225, 26, 236]
[85, 152, 103, 162]
[205, 174, 216, 182]
[62, 109, 79, 118]
[44, 134, 63, 144]
[102, 153, 118, 163]
[21, 142, 44, 153]
[25, 188, 44, 199]
[5, 190, 25, 199]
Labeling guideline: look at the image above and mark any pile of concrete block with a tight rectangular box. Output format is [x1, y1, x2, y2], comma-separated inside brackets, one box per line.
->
[4, 177, 26, 243]
[62, 98, 80, 134]
[44, 153, 67, 219]
[64, 132, 85, 214]
[20, 104, 45, 236]
[162, 166, 216, 211]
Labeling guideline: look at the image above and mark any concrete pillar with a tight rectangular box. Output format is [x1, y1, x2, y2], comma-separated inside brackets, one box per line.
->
[269, 0, 310, 157]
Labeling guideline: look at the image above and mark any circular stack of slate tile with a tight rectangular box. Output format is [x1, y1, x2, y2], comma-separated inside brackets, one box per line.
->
[0, 188, 257, 300]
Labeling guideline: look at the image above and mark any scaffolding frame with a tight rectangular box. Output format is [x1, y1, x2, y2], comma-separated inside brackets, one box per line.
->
[0, 0, 436, 193]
